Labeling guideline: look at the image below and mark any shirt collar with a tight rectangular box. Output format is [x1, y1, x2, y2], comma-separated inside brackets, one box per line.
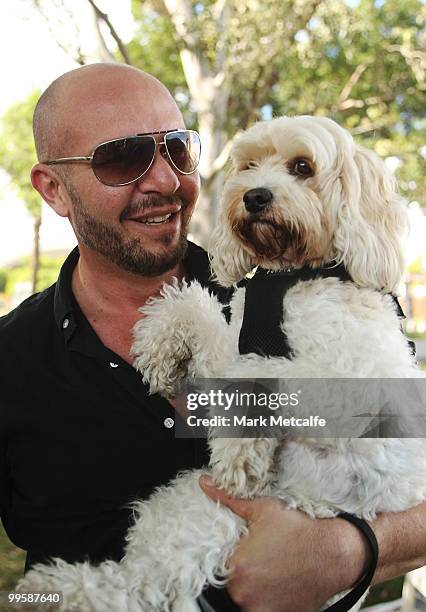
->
[53, 241, 215, 344]
[54, 246, 80, 343]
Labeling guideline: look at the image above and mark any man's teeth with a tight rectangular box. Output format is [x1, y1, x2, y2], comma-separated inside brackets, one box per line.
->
[139, 213, 172, 224]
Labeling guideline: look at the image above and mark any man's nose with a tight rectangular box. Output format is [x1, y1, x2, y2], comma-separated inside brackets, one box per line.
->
[135, 144, 180, 195]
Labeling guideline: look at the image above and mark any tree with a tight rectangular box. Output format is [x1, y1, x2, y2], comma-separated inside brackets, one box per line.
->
[24, 0, 426, 244]
[0, 90, 42, 293]
[269, 0, 425, 205]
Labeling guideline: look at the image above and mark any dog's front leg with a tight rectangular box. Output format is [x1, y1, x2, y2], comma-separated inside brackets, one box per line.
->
[207, 351, 296, 498]
[132, 280, 231, 398]
[209, 437, 279, 498]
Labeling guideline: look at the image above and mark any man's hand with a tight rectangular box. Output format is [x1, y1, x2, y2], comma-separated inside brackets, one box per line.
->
[199, 475, 369, 612]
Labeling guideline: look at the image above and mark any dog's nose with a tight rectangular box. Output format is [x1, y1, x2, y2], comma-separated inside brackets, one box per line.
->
[243, 188, 273, 213]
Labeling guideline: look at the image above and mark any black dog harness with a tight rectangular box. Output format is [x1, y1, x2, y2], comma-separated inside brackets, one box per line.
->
[238, 263, 406, 359]
[239, 263, 352, 358]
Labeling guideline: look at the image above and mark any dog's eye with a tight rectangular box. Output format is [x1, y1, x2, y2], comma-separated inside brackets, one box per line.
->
[242, 161, 258, 170]
[289, 158, 314, 177]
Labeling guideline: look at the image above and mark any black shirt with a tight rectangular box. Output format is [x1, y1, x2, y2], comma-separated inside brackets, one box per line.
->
[0, 241, 230, 571]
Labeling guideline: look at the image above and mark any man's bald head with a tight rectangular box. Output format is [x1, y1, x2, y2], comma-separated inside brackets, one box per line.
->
[33, 63, 179, 163]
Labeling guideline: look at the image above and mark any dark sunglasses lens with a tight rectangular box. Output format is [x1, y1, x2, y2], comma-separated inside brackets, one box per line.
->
[165, 131, 201, 173]
[92, 137, 155, 185]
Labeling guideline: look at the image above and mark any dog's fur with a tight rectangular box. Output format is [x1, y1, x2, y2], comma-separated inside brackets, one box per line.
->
[19, 116, 426, 611]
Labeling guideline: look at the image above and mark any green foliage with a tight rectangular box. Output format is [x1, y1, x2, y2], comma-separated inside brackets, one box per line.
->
[1, 256, 64, 297]
[0, 524, 25, 593]
[130, 0, 325, 132]
[363, 576, 404, 607]
[407, 254, 426, 275]
[407, 331, 426, 341]
[0, 90, 41, 218]
[0, 270, 7, 293]
[270, 0, 425, 204]
[130, 2, 186, 90]
[129, 2, 195, 126]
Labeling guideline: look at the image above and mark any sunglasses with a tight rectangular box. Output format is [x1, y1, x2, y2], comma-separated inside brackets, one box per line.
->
[43, 129, 201, 186]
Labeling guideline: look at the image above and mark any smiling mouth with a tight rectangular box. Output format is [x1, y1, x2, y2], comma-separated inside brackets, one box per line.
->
[126, 209, 181, 226]
[137, 213, 172, 225]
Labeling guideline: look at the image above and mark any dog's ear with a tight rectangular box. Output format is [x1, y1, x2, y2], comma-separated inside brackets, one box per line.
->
[335, 144, 407, 293]
[209, 211, 253, 287]
[209, 144, 254, 287]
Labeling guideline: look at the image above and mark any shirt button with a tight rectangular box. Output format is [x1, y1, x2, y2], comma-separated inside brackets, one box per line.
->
[62, 318, 70, 329]
[109, 362, 119, 368]
[164, 417, 174, 429]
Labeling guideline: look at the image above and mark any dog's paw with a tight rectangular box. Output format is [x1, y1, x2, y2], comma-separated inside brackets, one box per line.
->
[132, 331, 192, 398]
[209, 439, 276, 498]
[212, 464, 269, 498]
[131, 281, 194, 397]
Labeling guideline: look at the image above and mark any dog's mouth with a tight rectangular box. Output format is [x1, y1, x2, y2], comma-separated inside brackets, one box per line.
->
[234, 217, 307, 264]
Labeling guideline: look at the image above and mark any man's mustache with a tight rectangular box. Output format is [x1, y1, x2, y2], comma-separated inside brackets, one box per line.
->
[120, 194, 184, 221]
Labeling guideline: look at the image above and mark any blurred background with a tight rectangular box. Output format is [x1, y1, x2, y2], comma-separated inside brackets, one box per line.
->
[0, 0, 424, 609]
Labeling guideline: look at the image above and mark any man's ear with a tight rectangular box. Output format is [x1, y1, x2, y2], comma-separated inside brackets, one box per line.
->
[31, 163, 70, 218]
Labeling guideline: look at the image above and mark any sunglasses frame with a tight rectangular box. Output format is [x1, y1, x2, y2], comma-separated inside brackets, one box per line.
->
[43, 129, 201, 186]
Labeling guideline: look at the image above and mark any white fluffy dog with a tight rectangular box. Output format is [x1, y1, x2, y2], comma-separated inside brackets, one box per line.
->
[19, 116, 426, 612]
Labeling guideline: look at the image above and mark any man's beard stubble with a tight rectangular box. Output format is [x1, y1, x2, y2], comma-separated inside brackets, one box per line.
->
[66, 182, 189, 276]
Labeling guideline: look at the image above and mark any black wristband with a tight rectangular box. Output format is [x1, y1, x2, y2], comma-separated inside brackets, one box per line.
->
[323, 513, 379, 612]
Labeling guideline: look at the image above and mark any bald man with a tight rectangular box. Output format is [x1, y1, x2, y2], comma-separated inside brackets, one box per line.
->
[0, 63, 425, 612]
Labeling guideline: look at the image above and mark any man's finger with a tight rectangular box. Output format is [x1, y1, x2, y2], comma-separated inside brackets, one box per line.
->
[199, 474, 257, 522]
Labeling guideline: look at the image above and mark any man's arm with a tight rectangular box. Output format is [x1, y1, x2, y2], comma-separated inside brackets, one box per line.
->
[199, 475, 426, 612]
[372, 501, 426, 584]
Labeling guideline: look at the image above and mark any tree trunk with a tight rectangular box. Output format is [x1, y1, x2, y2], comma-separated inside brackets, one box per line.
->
[32, 214, 42, 294]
